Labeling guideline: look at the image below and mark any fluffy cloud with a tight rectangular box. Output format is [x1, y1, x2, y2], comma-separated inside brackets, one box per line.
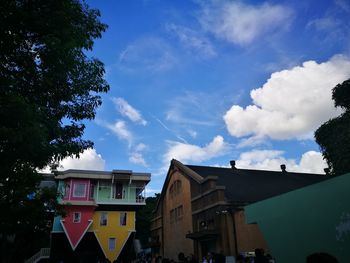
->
[129, 152, 147, 166]
[107, 120, 133, 145]
[224, 55, 350, 140]
[164, 135, 228, 164]
[112, 97, 147, 125]
[198, 1, 292, 45]
[59, 149, 106, 171]
[129, 143, 148, 166]
[166, 23, 216, 59]
[135, 143, 147, 152]
[236, 150, 326, 174]
[236, 136, 267, 148]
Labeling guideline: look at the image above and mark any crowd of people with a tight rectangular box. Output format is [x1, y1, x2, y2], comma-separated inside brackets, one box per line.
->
[137, 249, 273, 263]
[136, 249, 338, 263]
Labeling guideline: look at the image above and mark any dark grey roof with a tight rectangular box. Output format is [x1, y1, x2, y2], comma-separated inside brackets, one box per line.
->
[185, 165, 328, 204]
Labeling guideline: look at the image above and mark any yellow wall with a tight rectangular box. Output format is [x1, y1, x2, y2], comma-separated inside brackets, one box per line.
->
[92, 211, 135, 262]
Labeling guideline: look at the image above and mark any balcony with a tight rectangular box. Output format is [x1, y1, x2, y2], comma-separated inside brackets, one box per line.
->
[95, 195, 146, 205]
[57, 179, 147, 205]
[94, 183, 147, 205]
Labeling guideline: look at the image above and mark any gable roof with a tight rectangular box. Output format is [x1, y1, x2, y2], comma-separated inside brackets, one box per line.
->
[153, 159, 204, 212]
[185, 164, 328, 204]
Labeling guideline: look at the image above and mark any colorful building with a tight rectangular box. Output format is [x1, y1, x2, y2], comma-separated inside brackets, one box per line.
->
[50, 169, 150, 262]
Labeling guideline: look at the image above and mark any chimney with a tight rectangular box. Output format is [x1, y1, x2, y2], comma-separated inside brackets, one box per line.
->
[230, 160, 236, 169]
[280, 164, 286, 173]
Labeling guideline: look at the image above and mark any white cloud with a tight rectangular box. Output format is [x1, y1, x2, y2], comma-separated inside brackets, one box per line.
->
[166, 23, 216, 58]
[129, 152, 147, 166]
[166, 109, 214, 126]
[106, 120, 133, 145]
[112, 97, 147, 125]
[224, 55, 350, 140]
[306, 13, 350, 45]
[165, 91, 220, 126]
[58, 148, 106, 171]
[163, 135, 228, 164]
[135, 143, 147, 152]
[236, 150, 326, 174]
[188, 129, 198, 139]
[307, 17, 340, 32]
[153, 116, 188, 143]
[119, 37, 177, 73]
[236, 135, 267, 148]
[198, 1, 293, 45]
[335, 0, 350, 13]
[129, 143, 148, 166]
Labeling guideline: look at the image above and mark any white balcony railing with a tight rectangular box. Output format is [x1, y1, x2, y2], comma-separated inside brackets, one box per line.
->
[24, 248, 50, 263]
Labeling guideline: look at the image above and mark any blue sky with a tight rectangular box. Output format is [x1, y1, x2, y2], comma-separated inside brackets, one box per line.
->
[57, 0, 350, 195]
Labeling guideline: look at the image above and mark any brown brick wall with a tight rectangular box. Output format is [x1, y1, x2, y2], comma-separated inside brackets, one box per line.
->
[234, 210, 269, 253]
[162, 170, 194, 260]
[151, 163, 272, 260]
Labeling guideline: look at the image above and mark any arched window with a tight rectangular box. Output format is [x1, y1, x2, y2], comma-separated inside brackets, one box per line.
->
[169, 180, 182, 198]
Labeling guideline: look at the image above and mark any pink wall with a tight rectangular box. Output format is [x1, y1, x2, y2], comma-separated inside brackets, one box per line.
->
[61, 205, 95, 249]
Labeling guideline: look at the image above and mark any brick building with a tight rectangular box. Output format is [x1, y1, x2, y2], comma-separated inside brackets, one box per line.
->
[150, 159, 327, 261]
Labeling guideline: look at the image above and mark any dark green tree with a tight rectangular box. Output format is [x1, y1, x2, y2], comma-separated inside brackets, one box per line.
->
[0, 0, 109, 261]
[136, 194, 160, 248]
[315, 79, 350, 176]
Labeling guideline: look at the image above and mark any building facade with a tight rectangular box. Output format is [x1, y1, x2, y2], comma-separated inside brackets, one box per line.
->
[151, 159, 326, 261]
[51, 169, 150, 262]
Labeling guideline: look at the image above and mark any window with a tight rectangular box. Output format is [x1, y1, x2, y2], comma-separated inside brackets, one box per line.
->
[176, 205, 183, 220]
[114, 183, 123, 199]
[100, 211, 108, 226]
[73, 183, 87, 198]
[108, 238, 116, 250]
[170, 209, 175, 224]
[120, 212, 127, 226]
[169, 180, 182, 198]
[170, 205, 183, 224]
[73, 212, 81, 223]
[99, 181, 111, 199]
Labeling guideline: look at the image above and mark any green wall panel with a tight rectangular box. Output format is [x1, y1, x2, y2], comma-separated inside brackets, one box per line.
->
[245, 173, 350, 263]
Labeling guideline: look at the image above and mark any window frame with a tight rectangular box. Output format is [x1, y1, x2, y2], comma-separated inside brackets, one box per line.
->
[72, 183, 87, 198]
[120, 212, 127, 226]
[73, 212, 81, 223]
[108, 237, 116, 251]
[100, 211, 108, 226]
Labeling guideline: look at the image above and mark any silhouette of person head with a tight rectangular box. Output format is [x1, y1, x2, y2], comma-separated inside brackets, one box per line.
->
[306, 253, 338, 263]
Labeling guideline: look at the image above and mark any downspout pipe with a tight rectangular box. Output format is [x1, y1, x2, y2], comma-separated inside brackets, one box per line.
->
[232, 211, 239, 256]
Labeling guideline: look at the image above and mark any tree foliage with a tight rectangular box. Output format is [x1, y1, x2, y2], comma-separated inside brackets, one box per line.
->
[315, 79, 350, 176]
[0, 0, 109, 261]
[136, 195, 160, 248]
